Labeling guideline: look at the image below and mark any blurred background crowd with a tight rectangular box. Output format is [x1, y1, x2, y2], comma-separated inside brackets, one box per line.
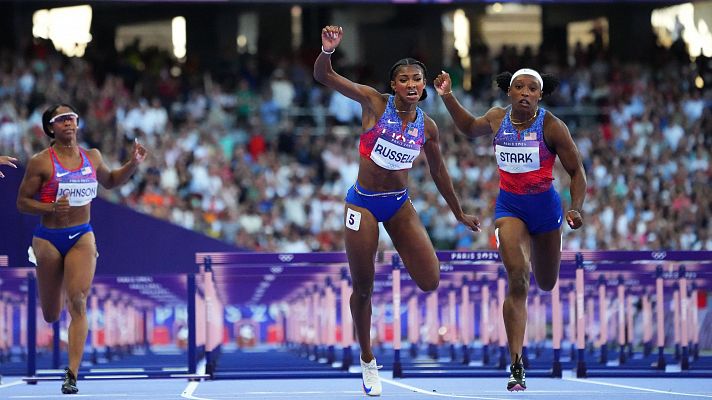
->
[0, 31, 710, 253]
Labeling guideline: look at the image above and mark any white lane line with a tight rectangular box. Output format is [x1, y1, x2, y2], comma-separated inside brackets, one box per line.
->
[247, 391, 362, 394]
[381, 378, 509, 400]
[181, 381, 209, 400]
[84, 375, 149, 379]
[0, 380, 25, 389]
[8, 395, 129, 399]
[180, 359, 209, 400]
[563, 377, 712, 398]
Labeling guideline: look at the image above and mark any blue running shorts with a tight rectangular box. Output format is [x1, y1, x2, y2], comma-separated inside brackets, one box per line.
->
[345, 182, 409, 222]
[33, 223, 93, 256]
[494, 186, 562, 234]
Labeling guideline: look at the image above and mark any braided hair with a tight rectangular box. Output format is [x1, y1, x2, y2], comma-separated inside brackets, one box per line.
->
[389, 58, 428, 101]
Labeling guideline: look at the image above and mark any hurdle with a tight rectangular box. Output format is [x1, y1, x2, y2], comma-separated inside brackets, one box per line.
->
[0, 266, 209, 383]
[195, 251, 364, 379]
[573, 251, 712, 378]
[193, 250, 712, 380]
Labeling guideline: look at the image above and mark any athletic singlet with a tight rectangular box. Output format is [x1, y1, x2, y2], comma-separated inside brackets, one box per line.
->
[359, 95, 426, 170]
[493, 106, 556, 195]
[38, 147, 98, 206]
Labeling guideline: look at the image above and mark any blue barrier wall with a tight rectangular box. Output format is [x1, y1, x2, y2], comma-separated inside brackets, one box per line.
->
[0, 165, 241, 275]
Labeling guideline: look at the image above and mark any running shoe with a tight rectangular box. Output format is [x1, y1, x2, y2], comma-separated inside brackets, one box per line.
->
[507, 356, 526, 392]
[61, 367, 78, 394]
[360, 356, 382, 396]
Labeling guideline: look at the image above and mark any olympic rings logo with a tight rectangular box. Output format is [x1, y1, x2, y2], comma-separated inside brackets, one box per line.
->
[278, 254, 294, 262]
[651, 251, 667, 260]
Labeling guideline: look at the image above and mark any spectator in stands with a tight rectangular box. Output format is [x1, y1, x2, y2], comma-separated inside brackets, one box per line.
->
[0, 28, 709, 256]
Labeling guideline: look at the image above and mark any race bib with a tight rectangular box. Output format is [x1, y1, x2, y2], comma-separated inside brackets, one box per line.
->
[56, 181, 98, 206]
[495, 145, 540, 174]
[345, 208, 361, 231]
[370, 137, 420, 170]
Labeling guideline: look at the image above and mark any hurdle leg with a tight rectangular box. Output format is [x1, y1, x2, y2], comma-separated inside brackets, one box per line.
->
[655, 267, 666, 370]
[426, 291, 438, 360]
[407, 295, 419, 359]
[643, 292, 653, 357]
[617, 276, 627, 365]
[460, 278, 471, 365]
[391, 257, 403, 378]
[481, 279, 490, 365]
[691, 285, 699, 361]
[679, 267, 689, 370]
[52, 320, 61, 369]
[551, 281, 562, 378]
[673, 284, 680, 361]
[598, 276, 608, 365]
[340, 272, 353, 371]
[496, 268, 507, 369]
[575, 254, 587, 378]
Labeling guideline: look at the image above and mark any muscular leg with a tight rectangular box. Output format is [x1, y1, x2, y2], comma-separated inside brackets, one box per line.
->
[344, 204, 380, 363]
[530, 228, 562, 291]
[62, 233, 97, 377]
[496, 217, 532, 362]
[32, 237, 65, 323]
[384, 201, 439, 292]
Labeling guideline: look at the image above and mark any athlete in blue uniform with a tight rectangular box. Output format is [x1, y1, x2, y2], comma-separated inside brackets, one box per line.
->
[315, 25, 481, 396]
[434, 69, 586, 391]
[17, 104, 147, 394]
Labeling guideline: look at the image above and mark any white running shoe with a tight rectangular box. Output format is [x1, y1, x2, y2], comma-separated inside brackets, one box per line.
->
[360, 356, 382, 396]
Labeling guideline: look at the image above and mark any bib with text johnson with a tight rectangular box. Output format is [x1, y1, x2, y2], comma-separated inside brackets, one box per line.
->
[56, 181, 98, 206]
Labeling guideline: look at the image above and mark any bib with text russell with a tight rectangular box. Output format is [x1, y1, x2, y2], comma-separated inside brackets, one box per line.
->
[495, 144, 540, 174]
[56, 182, 98, 206]
[370, 137, 420, 170]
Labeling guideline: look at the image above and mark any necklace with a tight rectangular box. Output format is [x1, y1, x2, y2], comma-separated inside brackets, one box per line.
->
[510, 108, 538, 125]
[395, 108, 415, 113]
[53, 142, 77, 151]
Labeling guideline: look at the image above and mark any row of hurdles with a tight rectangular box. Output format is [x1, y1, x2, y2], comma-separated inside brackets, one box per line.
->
[0, 250, 710, 382]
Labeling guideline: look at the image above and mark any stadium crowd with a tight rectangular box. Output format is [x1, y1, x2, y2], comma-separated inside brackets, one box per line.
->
[0, 35, 710, 252]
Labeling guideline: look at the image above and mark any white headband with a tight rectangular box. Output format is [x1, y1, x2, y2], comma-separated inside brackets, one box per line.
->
[510, 68, 543, 90]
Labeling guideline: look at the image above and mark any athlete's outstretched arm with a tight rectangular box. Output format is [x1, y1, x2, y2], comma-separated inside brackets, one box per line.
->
[92, 140, 147, 189]
[0, 155, 17, 178]
[546, 116, 586, 229]
[422, 117, 481, 232]
[433, 71, 496, 139]
[313, 26, 382, 113]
